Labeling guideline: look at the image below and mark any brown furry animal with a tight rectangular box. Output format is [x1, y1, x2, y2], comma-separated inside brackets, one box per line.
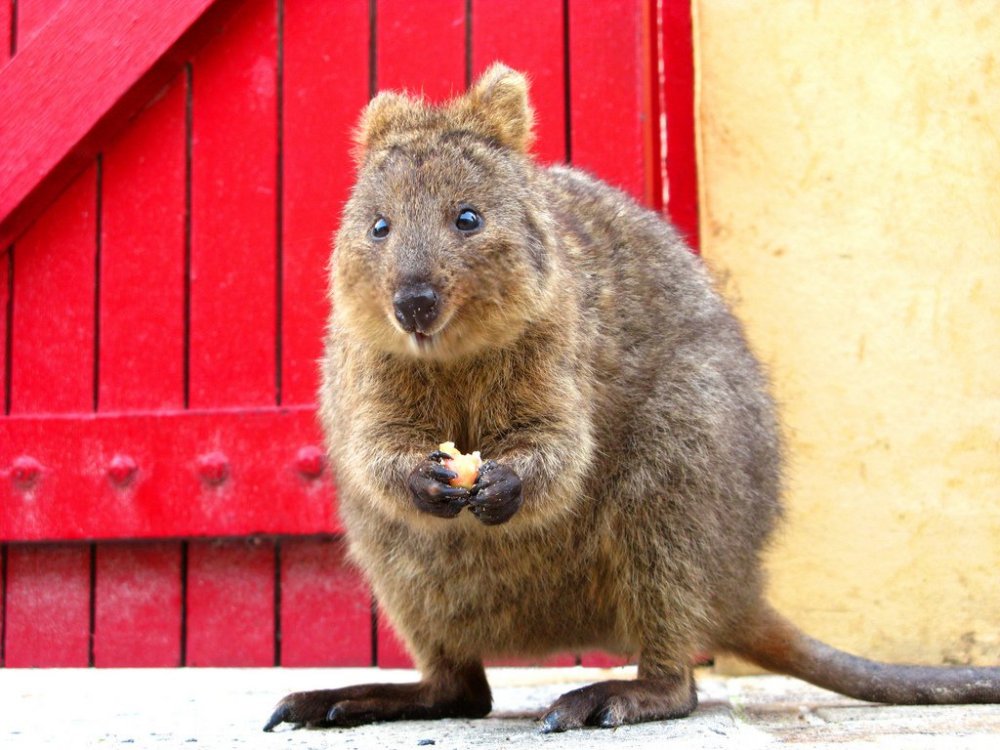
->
[264, 64, 1000, 733]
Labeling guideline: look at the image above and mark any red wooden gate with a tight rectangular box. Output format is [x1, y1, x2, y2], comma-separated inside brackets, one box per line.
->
[0, 0, 698, 668]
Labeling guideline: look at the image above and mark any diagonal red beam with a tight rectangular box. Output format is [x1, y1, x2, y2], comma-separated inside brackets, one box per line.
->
[0, 0, 241, 249]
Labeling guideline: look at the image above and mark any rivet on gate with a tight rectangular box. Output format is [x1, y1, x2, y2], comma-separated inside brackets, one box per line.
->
[296, 445, 326, 479]
[198, 451, 230, 486]
[108, 454, 138, 487]
[11, 456, 43, 489]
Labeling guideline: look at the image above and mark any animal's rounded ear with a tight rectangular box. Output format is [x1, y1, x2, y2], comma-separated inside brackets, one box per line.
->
[462, 63, 535, 153]
[354, 91, 418, 157]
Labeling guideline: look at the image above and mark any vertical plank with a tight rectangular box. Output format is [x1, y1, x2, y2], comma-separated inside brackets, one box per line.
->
[94, 76, 188, 666]
[471, 0, 566, 164]
[9, 165, 96, 414]
[99, 76, 186, 412]
[377, 0, 466, 100]
[1, 0, 10, 61]
[4, 545, 91, 667]
[186, 539, 275, 666]
[189, 0, 277, 409]
[93, 543, 182, 667]
[1, 249, 9, 413]
[661, 0, 699, 247]
[280, 538, 372, 666]
[282, 0, 369, 406]
[568, 0, 648, 202]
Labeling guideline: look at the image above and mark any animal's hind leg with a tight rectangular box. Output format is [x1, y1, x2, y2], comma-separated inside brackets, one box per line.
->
[539, 664, 697, 732]
[264, 659, 491, 731]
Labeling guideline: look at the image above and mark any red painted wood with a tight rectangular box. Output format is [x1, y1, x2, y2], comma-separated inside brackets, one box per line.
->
[471, 0, 566, 164]
[189, 0, 277, 409]
[1, 251, 9, 411]
[186, 538, 275, 666]
[376, 609, 414, 669]
[99, 75, 187, 412]
[279, 537, 372, 666]
[281, 0, 369, 406]
[0, 407, 338, 541]
[1, 0, 10, 62]
[9, 164, 96, 413]
[377, 0, 466, 100]
[0, 0, 241, 250]
[568, 0, 648, 203]
[661, 0, 699, 248]
[14, 0, 66, 49]
[4, 544, 91, 667]
[93, 542, 182, 666]
[579, 651, 632, 668]
[93, 78, 191, 667]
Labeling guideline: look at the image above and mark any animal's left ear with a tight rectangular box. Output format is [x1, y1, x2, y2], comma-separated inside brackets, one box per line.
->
[459, 63, 535, 153]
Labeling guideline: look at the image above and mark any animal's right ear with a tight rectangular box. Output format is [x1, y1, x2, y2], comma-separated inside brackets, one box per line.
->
[354, 91, 418, 157]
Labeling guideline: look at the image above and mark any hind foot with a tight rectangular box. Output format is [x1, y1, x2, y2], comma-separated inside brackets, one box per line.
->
[539, 672, 697, 732]
[264, 662, 491, 731]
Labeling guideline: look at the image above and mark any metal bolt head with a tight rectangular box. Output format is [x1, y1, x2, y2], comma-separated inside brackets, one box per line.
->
[108, 454, 138, 487]
[296, 445, 326, 479]
[11, 456, 43, 489]
[198, 451, 230, 486]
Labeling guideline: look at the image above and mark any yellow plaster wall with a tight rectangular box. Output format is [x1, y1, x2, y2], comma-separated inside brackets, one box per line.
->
[694, 1, 1000, 669]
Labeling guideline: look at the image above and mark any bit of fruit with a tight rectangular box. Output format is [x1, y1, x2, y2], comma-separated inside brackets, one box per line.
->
[438, 441, 483, 489]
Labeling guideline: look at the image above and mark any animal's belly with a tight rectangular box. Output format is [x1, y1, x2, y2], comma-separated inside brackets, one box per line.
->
[356, 514, 631, 660]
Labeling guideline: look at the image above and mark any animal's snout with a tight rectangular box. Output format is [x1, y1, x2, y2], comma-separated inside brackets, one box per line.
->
[393, 282, 441, 334]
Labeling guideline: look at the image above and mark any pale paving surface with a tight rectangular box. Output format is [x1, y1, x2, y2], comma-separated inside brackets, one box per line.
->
[1, 667, 998, 749]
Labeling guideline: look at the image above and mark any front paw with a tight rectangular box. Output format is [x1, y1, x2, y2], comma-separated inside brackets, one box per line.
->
[468, 460, 522, 525]
[408, 452, 471, 519]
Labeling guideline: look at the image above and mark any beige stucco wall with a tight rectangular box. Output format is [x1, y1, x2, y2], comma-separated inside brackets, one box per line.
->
[694, 1, 1000, 669]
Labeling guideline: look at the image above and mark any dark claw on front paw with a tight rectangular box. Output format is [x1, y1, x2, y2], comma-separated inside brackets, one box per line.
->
[428, 450, 452, 462]
[468, 461, 522, 525]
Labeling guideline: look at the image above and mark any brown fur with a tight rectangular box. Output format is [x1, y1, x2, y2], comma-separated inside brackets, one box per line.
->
[264, 64, 999, 733]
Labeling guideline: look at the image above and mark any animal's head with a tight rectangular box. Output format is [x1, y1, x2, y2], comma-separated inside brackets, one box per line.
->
[331, 64, 558, 361]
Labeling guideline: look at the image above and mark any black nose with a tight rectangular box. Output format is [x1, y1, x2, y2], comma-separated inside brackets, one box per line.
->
[393, 283, 440, 333]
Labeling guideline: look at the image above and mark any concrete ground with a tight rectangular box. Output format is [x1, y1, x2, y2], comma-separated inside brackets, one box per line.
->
[2, 666, 999, 749]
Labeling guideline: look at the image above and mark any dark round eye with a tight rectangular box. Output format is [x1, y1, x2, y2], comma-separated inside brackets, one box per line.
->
[371, 216, 390, 240]
[455, 208, 482, 233]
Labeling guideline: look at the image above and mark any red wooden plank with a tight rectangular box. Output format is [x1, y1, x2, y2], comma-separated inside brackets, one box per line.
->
[1, 250, 9, 412]
[377, 609, 414, 669]
[99, 75, 186, 412]
[9, 163, 96, 414]
[579, 651, 632, 668]
[0, 0, 242, 250]
[94, 72, 190, 668]
[14, 0, 66, 50]
[471, 0, 566, 164]
[1, 0, 10, 62]
[186, 538, 275, 666]
[4, 544, 90, 667]
[568, 0, 649, 203]
[189, 0, 277, 409]
[377, 0, 466, 100]
[661, 0, 699, 247]
[93, 542, 182, 666]
[281, 0, 369, 406]
[280, 537, 372, 666]
[0, 407, 338, 541]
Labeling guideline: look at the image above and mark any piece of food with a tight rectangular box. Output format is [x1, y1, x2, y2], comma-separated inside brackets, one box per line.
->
[438, 441, 483, 489]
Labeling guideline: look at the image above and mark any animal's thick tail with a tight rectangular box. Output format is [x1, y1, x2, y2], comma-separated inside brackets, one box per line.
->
[727, 604, 1000, 704]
